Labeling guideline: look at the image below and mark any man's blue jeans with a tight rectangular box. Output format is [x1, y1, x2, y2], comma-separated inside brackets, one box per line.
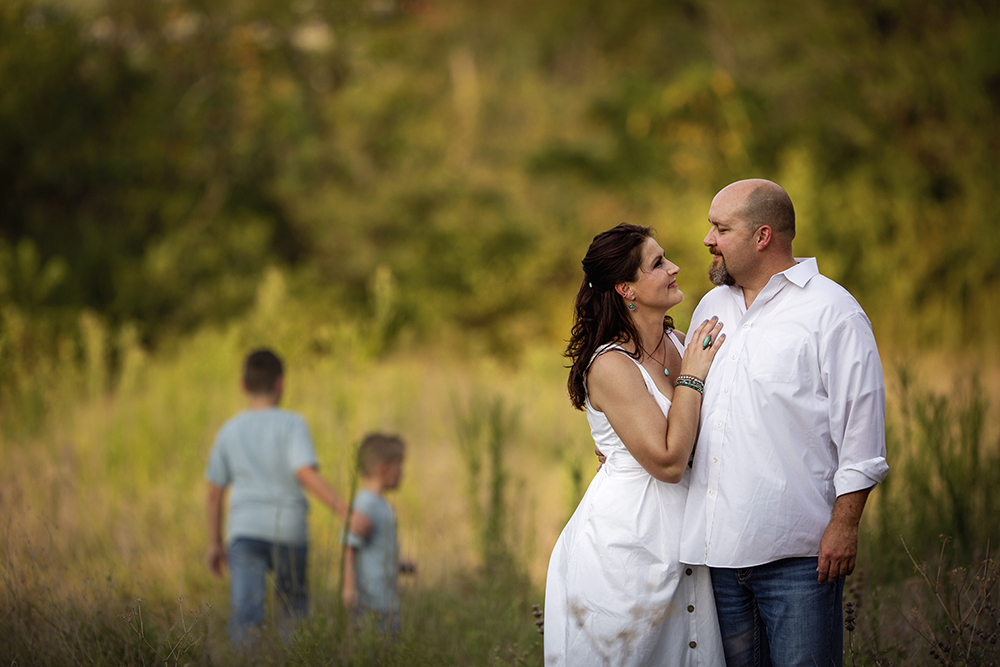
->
[710, 557, 844, 667]
[228, 538, 308, 644]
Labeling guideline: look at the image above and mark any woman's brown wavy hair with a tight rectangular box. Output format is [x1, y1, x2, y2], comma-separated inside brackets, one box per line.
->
[565, 223, 673, 410]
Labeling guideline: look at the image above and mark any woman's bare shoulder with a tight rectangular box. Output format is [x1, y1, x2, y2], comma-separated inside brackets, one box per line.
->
[588, 347, 644, 395]
[588, 346, 635, 376]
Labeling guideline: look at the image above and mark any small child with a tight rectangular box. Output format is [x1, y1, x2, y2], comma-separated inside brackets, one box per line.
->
[342, 433, 414, 635]
[205, 349, 349, 644]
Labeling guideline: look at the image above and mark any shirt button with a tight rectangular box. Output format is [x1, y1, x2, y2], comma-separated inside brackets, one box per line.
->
[713, 457, 719, 463]
[723, 387, 729, 393]
[687, 605, 695, 613]
[743, 323, 749, 329]
[689, 641, 697, 648]
[685, 568, 693, 575]
[708, 490, 714, 496]
[731, 354, 737, 360]
[715, 422, 722, 428]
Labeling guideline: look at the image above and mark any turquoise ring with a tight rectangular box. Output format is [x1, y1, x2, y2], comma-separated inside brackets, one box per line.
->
[702, 336, 713, 349]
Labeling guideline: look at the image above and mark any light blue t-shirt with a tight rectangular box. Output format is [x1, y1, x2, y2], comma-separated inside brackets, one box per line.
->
[346, 489, 399, 613]
[205, 408, 318, 545]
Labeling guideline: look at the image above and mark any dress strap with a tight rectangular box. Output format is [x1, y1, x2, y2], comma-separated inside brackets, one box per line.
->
[591, 343, 661, 392]
[667, 329, 686, 357]
[588, 342, 631, 370]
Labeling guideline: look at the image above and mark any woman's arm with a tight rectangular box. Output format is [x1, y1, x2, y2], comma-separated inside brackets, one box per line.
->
[588, 319, 724, 483]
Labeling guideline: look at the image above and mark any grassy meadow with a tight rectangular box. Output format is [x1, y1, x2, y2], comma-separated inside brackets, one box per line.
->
[3, 268, 1000, 665]
[2, 270, 581, 665]
[4, 0, 1000, 663]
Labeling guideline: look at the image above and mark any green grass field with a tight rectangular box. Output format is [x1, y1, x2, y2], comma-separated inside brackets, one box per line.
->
[4, 0, 1000, 662]
[2, 280, 999, 665]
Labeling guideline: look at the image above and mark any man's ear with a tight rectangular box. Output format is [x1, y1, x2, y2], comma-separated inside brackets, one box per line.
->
[755, 225, 773, 251]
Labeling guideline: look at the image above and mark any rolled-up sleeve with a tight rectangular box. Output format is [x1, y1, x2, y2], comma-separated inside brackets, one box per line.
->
[824, 312, 889, 496]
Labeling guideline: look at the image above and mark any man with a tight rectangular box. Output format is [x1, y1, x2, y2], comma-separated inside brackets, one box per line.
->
[679, 179, 889, 666]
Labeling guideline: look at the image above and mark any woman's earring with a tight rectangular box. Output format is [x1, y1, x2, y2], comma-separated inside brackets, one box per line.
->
[627, 300, 636, 312]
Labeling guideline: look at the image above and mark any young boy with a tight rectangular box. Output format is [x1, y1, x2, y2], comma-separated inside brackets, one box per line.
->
[205, 349, 350, 643]
[342, 432, 414, 635]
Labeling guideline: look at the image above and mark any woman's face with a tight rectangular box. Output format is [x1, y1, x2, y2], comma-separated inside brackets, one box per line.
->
[626, 237, 683, 312]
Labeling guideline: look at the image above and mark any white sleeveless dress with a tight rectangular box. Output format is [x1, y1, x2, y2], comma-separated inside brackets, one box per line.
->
[543, 334, 724, 666]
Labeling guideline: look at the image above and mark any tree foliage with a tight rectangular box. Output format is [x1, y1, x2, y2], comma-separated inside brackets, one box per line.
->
[1, 0, 998, 362]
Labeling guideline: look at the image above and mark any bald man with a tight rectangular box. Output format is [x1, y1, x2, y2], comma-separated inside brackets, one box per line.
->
[679, 180, 889, 666]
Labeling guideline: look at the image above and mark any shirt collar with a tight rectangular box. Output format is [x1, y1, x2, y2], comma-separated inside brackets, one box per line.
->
[724, 258, 819, 297]
[782, 257, 819, 288]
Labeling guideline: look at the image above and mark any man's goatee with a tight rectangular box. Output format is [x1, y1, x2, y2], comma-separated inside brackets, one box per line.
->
[709, 258, 735, 286]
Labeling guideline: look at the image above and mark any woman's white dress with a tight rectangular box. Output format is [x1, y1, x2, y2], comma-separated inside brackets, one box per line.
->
[544, 335, 724, 666]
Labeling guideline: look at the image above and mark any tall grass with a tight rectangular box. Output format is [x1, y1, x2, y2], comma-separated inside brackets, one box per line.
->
[845, 365, 1000, 666]
[454, 392, 524, 576]
[865, 366, 1000, 582]
[843, 540, 1000, 667]
[1, 272, 999, 664]
[1, 271, 569, 664]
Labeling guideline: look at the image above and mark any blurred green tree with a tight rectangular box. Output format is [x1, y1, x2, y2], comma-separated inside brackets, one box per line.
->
[0, 0, 996, 359]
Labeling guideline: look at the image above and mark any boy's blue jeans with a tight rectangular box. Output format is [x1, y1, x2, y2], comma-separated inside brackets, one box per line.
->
[710, 557, 844, 667]
[228, 538, 308, 644]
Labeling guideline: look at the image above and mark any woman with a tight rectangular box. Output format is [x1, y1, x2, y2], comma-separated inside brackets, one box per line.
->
[544, 224, 726, 666]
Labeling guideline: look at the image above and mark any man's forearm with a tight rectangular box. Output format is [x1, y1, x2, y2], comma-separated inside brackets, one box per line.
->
[816, 486, 874, 582]
[831, 486, 873, 527]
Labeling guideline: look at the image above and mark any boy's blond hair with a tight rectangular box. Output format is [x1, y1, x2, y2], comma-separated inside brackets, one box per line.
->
[357, 433, 406, 476]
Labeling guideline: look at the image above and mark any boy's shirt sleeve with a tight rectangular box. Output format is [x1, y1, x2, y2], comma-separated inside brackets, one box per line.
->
[345, 526, 366, 549]
[287, 414, 319, 471]
[346, 492, 378, 548]
[205, 427, 231, 487]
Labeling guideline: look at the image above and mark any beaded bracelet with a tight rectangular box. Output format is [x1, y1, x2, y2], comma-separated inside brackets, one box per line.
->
[674, 374, 705, 394]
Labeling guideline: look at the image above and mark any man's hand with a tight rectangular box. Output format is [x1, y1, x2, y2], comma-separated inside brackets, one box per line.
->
[594, 447, 606, 471]
[207, 544, 227, 578]
[816, 488, 872, 583]
[817, 518, 858, 583]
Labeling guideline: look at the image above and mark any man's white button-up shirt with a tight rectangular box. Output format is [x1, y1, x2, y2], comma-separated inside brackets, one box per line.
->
[679, 258, 889, 568]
